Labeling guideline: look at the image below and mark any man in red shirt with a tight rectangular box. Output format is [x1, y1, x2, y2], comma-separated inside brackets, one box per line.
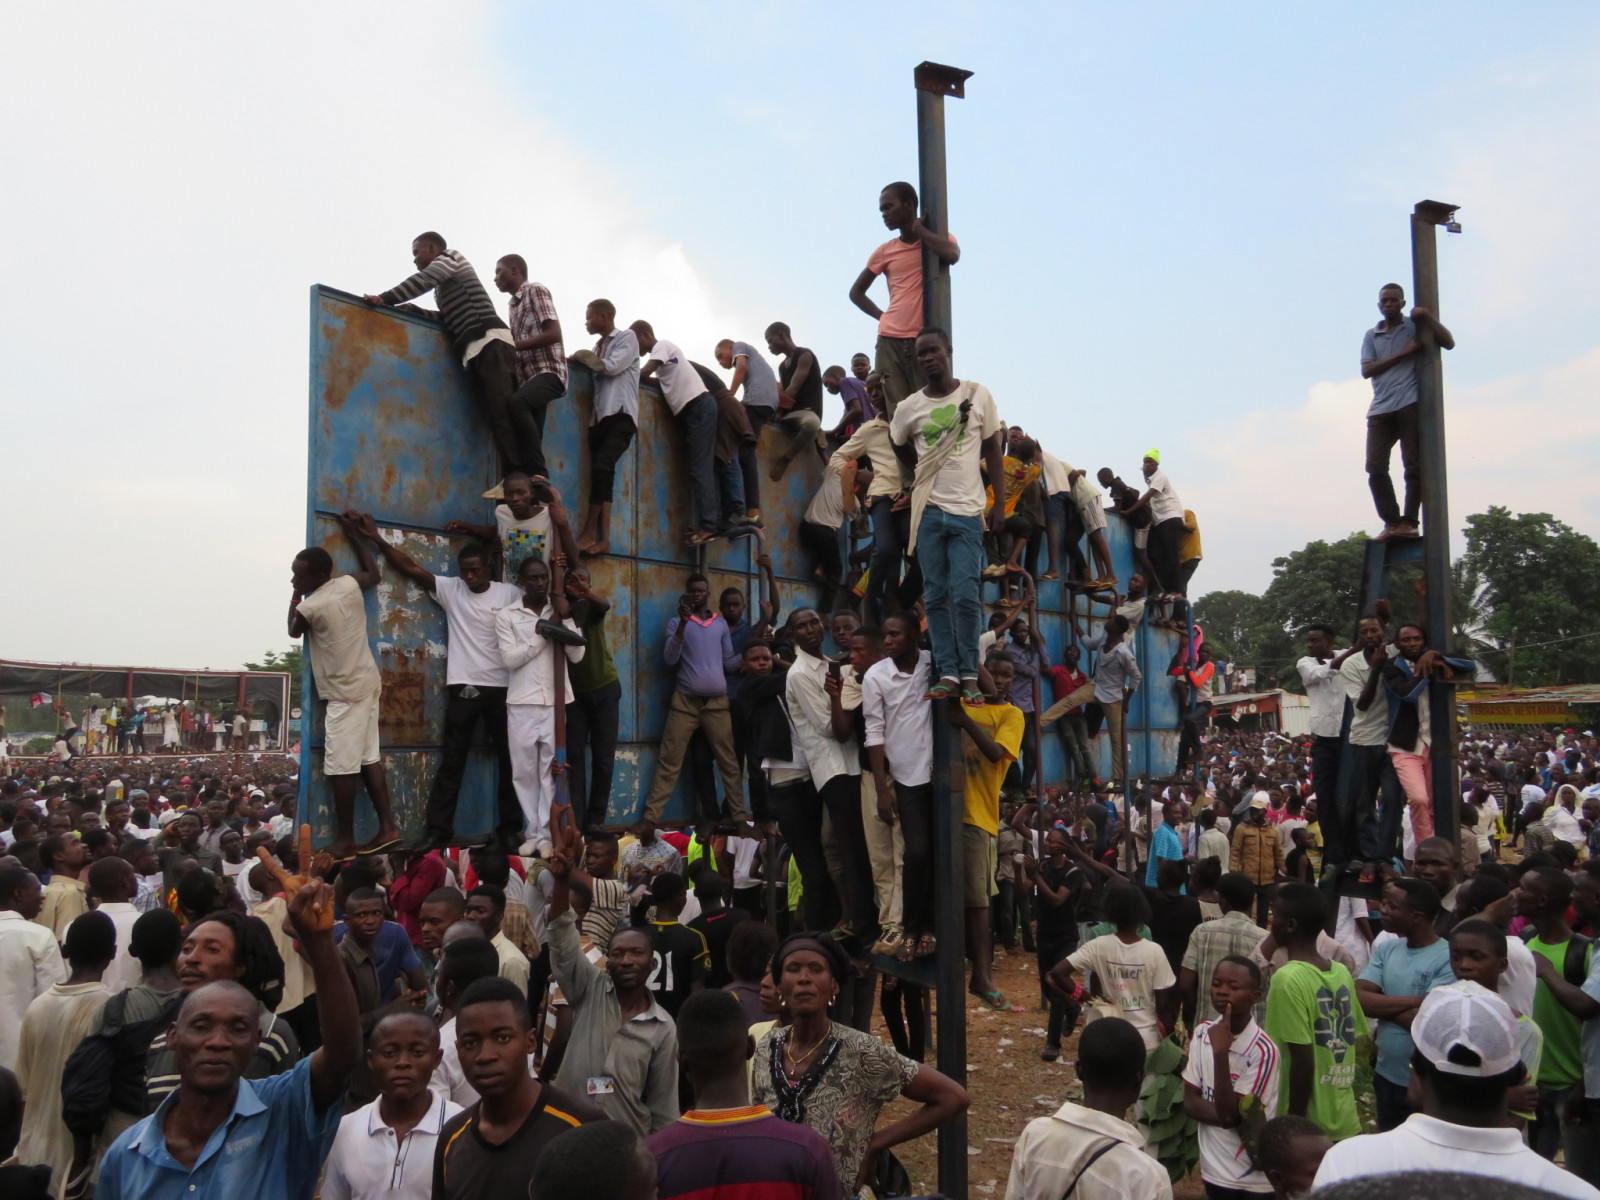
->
[1045, 645, 1095, 789]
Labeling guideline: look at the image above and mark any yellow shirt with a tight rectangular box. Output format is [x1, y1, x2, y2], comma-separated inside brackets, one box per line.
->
[985, 457, 1042, 517]
[960, 703, 1024, 834]
[1180, 510, 1203, 562]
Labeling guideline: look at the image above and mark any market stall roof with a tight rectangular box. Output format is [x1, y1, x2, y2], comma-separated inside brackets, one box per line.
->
[0, 657, 288, 710]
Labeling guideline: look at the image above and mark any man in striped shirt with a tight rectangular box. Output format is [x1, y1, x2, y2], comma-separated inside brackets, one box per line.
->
[365, 232, 521, 479]
[650, 990, 841, 1200]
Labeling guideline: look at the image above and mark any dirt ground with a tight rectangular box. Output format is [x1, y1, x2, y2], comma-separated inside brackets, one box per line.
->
[872, 948, 1206, 1199]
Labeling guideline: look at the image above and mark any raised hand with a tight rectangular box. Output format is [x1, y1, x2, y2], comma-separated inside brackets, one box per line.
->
[256, 825, 335, 932]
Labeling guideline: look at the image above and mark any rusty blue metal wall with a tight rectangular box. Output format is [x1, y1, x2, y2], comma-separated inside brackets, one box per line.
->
[301, 285, 1182, 844]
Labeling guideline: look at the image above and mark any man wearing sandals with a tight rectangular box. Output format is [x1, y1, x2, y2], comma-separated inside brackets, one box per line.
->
[889, 327, 1006, 706]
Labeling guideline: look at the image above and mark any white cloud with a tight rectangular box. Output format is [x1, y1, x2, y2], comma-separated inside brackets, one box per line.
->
[1189, 347, 1600, 598]
[0, 2, 759, 668]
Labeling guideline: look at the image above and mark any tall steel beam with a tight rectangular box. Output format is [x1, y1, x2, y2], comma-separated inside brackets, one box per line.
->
[915, 59, 972, 1200]
[1411, 200, 1460, 843]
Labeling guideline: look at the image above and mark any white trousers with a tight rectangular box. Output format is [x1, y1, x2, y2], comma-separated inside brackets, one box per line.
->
[507, 703, 557, 842]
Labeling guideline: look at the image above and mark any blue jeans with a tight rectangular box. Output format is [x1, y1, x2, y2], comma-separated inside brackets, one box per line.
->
[867, 496, 902, 613]
[679, 393, 719, 532]
[715, 456, 745, 522]
[917, 505, 985, 682]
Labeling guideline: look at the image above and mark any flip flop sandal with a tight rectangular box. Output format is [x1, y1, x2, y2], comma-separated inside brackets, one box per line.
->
[924, 680, 959, 701]
[358, 836, 404, 856]
[961, 687, 986, 706]
[915, 933, 938, 958]
[970, 987, 1009, 1011]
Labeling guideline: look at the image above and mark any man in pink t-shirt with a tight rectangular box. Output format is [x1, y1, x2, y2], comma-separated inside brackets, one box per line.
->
[848, 181, 959, 417]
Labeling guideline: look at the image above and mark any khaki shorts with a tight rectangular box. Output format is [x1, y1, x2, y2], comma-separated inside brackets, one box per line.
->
[323, 692, 381, 776]
[962, 823, 998, 908]
[1078, 496, 1107, 534]
[1133, 526, 1149, 549]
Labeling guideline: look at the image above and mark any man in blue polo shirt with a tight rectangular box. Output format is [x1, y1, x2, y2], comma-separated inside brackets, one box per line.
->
[1360, 282, 1455, 541]
[96, 868, 361, 1200]
[1146, 800, 1186, 886]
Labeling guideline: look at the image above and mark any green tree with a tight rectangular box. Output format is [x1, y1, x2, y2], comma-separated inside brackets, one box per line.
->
[1191, 590, 1267, 662]
[1459, 507, 1600, 686]
[245, 647, 304, 709]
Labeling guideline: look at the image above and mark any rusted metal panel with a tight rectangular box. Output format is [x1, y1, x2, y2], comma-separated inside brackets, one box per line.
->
[304, 287, 825, 842]
[303, 284, 1186, 844]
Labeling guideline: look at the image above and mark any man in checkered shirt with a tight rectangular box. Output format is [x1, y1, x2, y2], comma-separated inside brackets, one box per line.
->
[494, 254, 568, 480]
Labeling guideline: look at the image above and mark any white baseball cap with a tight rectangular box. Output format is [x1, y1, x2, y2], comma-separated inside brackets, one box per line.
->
[1249, 791, 1270, 809]
[1413, 981, 1521, 1077]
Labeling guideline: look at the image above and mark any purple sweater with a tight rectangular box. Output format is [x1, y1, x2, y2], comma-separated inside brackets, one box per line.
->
[664, 614, 740, 698]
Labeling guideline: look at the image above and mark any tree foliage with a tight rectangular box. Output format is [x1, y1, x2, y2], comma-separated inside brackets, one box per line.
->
[1193, 510, 1600, 692]
[1459, 507, 1600, 686]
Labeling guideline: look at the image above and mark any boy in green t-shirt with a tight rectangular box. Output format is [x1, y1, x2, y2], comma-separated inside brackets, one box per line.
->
[1515, 864, 1598, 1166]
[1262, 882, 1369, 1140]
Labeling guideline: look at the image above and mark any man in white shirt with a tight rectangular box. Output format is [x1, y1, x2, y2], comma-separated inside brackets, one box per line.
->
[350, 516, 527, 853]
[635, 320, 721, 546]
[321, 1011, 461, 1200]
[862, 612, 933, 957]
[290, 514, 402, 859]
[1298, 624, 1357, 881]
[1341, 614, 1403, 880]
[494, 556, 584, 857]
[1314, 982, 1600, 1199]
[87, 857, 144, 993]
[1007, 1016, 1173, 1200]
[1118, 449, 1188, 597]
[0, 867, 68, 1070]
[783, 608, 875, 939]
[889, 326, 1005, 704]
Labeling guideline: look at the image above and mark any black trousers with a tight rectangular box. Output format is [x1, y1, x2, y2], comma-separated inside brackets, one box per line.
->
[467, 340, 521, 475]
[768, 779, 838, 930]
[588, 412, 637, 504]
[817, 774, 876, 935]
[741, 405, 771, 513]
[799, 520, 844, 612]
[426, 684, 519, 840]
[566, 679, 621, 830]
[1311, 734, 1346, 867]
[1367, 403, 1421, 526]
[1150, 515, 1187, 594]
[507, 371, 566, 479]
[896, 782, 936, 936]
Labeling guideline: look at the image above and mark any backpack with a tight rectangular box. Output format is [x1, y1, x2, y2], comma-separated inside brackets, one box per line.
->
[59, 990, 179, 1135]
[1519, 928, 1595, 987]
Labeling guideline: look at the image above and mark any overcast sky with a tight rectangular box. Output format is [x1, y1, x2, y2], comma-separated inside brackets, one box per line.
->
[4, 2, 1598, 670]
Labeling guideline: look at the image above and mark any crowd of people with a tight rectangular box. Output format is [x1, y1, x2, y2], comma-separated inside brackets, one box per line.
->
[0, 196, 1585, 1200]
[1, 701, 275, 764]
[5, 724, 1600, 1199]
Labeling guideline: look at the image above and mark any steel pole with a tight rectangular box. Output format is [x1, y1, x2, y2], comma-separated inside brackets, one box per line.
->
[915, 59, 971, 1200]
[1411, 201, 1458, 844]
